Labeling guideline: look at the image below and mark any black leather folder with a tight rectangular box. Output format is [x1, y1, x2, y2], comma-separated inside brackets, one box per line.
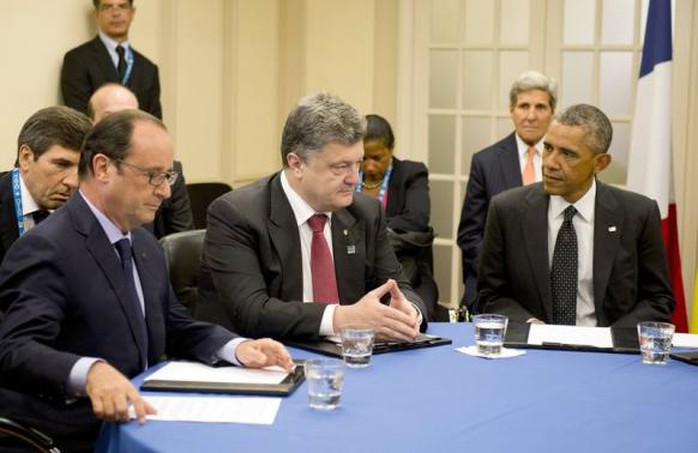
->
[141, 361, 305, 396]
[504, 322, 639, 354]
[286, 333, 452, 358]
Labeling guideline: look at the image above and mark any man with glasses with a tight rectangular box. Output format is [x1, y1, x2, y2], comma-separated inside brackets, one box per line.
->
[61, 0, 162, 118]
[198, 93, 428, 341]
[0, 106, 92, 264]
[88, 83, 193, 238]
[0, 110, 294, 450]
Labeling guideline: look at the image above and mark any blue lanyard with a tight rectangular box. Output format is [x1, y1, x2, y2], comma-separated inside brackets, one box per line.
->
[356, 163, 392, 207]
[121, 46, 134, 85]
[11, 168, 27, 236]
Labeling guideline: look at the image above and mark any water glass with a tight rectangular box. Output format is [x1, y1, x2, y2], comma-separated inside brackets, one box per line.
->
[339, 325, 375, 368]
[304, 359, 345, 410]
[637, 321, 674, 365]
[472, 314, 508, 356]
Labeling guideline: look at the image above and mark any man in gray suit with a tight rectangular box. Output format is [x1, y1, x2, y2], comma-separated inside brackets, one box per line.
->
[477, 104, 674, 327]
[198, 93, 427, 341]
[457, 71, 557, 311]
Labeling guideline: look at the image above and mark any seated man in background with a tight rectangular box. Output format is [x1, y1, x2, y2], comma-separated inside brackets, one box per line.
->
[198, 93, 428, 341]
[357, 114, 439, 320]
[457, 71, 557, 312]
[0, 110, 293, 450]
[88, 83, 194, 238]
[0, 106, 92, 264]
[477, 104, 675, 326]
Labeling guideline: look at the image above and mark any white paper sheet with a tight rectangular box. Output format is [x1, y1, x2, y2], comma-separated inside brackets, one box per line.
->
[527, 324, 613, 348]
[673, 333, 698, 349]
[144, 361, 288, 385]
[129, 395, 282, 425]
[456, 346, 526, 359]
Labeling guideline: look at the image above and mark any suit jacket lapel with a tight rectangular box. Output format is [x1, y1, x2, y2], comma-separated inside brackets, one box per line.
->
[91, 36, 119, 81]
[131, 234, 163, 364]
[268, 175, 304, 300]
[522, 185, 553, 320]
[331, 208, 362, 305]
[592, 182, 623, 325]
[69, 195, 148, 366]
[498, 133, 523, 188]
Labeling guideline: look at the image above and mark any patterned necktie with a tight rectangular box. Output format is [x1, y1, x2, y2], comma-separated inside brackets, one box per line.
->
[116, 45, 127, 80]
[522, 146, 536, 185]
[551, 205, 578, 325]
[114, 238, 148, 368]
[307, 214, 339, 304]
[32, 210, 50, 225]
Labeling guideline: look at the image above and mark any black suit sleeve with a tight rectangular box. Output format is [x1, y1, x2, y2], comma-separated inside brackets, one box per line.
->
[140, 64, 162, 119]
[476, 195, 536, 321]
[457, 154, 488, 307]
[60, 51, 94, 115]
[387, 162, 430, 232]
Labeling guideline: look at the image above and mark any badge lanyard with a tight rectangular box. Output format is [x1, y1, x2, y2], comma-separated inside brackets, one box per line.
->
[11, 168, 28, 236]
[121, 46, 134, 85]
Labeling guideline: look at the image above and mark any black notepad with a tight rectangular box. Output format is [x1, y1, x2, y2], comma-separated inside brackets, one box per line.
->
[286, 333, 452, 358]
[504, 322, 639, 354]
[141, 361, 305, 396]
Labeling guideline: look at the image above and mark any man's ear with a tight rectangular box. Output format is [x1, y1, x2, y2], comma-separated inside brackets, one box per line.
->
[594, 153, 612, 174]
[286, 152, 304, 176]
[17, 145, 35, 171]
[91, 154, 112, 182]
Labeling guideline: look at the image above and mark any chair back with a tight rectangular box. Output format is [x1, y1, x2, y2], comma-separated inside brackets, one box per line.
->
[186, 182, 232, 229]
[159, 229, 206, 316]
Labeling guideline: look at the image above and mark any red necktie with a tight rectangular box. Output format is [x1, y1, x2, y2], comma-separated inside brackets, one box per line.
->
[307, 214, 339, 304]
[522, 146, 536, 185]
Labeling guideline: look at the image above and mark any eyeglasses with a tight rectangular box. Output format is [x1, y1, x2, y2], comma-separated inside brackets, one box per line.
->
[98, 2, 132, 12]
[116, 160, 179, 187]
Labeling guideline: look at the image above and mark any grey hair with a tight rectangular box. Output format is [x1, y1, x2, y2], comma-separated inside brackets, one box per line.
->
[509, 70, 558, 110]
[281, 92, 366, 166]
[553, 104, 613, 154]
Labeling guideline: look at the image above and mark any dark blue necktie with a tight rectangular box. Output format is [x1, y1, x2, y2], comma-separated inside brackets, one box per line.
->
[114, 238, 148, 368]
[32, 210, 50, 225]
[116, 45, 127, 80]
[551, 206, 578, 325]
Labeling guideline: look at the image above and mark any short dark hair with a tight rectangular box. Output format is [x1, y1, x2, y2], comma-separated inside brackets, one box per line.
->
[16, 106, 92, 165]
[280, 93, 365, 167]
[364, 114, 395, 150]
[553, 104, 613, 154]
[93, 0, 134, 8]
[79, 109, 164, 178]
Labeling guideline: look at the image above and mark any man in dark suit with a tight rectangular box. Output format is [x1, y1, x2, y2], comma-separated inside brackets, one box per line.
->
[477, 104, 675, 327]
[88, 83, 193, 238]
[61, 0, 162, 118]
[198, 93, 427, 341]
[0, 106, 92, 264]
[0, 110, 293, 450]
[457, 71, 557, 311]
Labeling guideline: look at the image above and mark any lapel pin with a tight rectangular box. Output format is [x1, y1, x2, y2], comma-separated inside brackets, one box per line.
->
[608, 226, 617, 233]
[347, 245, 356, 255]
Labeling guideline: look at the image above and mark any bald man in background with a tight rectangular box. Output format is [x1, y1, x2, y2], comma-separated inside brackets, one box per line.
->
[88, 83, 193, 238]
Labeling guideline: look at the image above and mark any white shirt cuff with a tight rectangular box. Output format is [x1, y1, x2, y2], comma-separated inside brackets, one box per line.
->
[319, 304, 338, 336]
[216, 337, 248, 366]
[67, 357, 103, 397]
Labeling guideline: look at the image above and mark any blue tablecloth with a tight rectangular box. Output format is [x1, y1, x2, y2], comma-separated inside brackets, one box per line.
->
[97, 323, 698, 453]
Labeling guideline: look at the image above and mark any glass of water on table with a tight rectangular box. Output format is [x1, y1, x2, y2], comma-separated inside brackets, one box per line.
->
[472, 314, 508, 356]
[304, 359, 345, 410]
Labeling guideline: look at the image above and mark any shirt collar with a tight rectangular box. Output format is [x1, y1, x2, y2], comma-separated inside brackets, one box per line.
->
[98, 31, 131, 53]
[549, 178, 596, 223]
[515, 133, 544, 158]
[79, 190, 132, 245]
[18, 172, 42, 216]
[279, 170, 332, 227]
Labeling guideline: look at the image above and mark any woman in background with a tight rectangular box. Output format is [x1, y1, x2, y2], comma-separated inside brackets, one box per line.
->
[357, 114, 439, 320]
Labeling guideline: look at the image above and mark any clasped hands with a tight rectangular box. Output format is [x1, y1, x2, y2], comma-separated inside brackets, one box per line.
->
[334, 278, 421, 342]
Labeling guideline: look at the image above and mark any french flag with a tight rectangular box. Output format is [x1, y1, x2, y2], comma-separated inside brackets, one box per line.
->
[627, 0, 688, 332]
